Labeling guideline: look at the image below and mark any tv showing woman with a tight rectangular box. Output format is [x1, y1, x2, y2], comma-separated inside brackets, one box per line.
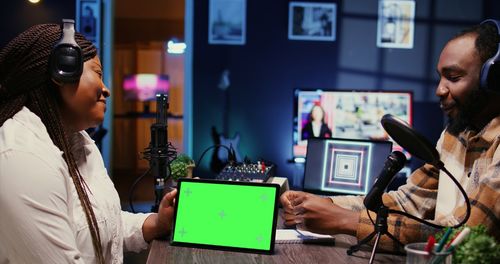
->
[301, 104, 332, 140]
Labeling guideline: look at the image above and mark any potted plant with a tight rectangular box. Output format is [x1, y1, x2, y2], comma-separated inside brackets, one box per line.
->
[435, 225, 500, 264]
[170, 154, 195, 184]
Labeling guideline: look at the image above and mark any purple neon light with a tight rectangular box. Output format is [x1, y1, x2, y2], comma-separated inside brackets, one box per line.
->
[123, 74, 169, 101]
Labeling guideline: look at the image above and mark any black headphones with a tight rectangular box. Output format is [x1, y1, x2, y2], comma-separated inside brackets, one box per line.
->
[480, 19, 500, 91]
[49, 19, 83, 84]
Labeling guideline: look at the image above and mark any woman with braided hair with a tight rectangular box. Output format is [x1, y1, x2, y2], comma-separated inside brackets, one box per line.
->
[0, 23, 177, 263]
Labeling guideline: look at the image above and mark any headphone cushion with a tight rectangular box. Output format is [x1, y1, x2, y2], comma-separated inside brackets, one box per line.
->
[485, 62, 500, 91]
[479, 19, 500, 91]
[50, 44, 83, 83]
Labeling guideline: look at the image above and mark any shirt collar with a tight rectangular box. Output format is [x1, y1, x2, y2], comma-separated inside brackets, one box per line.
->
[13, 107, 95, 153]
[69, 130, 95, 155]
[13, 107, 55, 146]
[465, 115, 500, 144]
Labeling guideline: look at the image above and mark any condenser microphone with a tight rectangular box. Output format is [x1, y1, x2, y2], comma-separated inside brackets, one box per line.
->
[364, 151, 406, 211]
[147, 94, 170, 212]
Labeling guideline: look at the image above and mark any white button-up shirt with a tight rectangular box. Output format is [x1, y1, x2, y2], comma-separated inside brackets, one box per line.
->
[0, 107, 151, 263]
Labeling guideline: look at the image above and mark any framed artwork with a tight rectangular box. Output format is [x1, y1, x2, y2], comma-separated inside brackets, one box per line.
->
[288, 1, 337, 42]
[208, 0, 246, 45]
[76, 0, 101, 54]
[376, 0, 415, 49]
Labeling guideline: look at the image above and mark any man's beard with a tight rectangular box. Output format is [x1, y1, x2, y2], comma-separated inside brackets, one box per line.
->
[446, 87, 488, 136]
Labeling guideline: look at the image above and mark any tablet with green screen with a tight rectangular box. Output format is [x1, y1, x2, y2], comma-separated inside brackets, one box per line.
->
[171, 178, 280, 254]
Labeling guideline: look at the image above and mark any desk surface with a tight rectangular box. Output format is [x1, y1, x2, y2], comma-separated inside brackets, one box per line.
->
[147, 210, 405, 264]
[147, 234, 405, 264]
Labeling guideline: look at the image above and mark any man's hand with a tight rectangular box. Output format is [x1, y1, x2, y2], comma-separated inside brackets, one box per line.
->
[280, 190, 308, 227]
[280, 190, 360, 236]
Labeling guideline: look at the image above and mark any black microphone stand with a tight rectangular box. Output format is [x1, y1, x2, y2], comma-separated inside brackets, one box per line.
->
[347, 205, 404, 264]
[144, 94, 171, 213]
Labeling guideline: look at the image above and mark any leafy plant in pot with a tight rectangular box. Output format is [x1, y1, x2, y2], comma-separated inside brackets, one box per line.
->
[170, 154, 195, 187]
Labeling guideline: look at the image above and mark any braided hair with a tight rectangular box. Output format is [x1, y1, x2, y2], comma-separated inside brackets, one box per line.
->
[0, 24, 104, 263]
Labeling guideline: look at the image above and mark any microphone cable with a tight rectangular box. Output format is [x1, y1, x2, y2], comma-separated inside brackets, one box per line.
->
[195, 144, 232, 175]
[128, 168, 150, 213]
[128, 141, 177, 213]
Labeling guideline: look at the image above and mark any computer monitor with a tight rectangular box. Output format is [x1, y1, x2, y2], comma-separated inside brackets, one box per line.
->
[303, 138, 393, 195]
[123, 73, 169, 101]
[293, 89, 412, 160]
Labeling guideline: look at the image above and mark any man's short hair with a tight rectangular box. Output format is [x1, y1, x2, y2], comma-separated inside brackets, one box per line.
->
[454, 22, 500, 65]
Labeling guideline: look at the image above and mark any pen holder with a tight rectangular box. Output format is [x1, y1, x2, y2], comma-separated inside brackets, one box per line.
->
[405, 242, 452, 264]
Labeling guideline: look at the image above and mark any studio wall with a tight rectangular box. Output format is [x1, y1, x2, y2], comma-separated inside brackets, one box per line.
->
[0, 1, 75, 47]
[192, 0, 497, 187]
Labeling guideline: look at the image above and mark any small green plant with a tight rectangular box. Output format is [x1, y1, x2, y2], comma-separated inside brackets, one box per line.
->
[170, 154, 195, 180]
[435, 225, 500, 264]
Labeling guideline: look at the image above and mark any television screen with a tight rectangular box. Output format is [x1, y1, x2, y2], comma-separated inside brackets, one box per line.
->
[293, 89, 412, 159]
[123, 74, 169, 101]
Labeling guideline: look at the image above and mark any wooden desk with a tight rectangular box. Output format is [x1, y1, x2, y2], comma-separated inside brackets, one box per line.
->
[147, 234, 404, 264]
[147, 211, 405, 263]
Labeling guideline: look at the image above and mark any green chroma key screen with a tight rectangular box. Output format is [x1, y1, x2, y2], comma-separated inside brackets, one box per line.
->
[171, 178, 279, 254]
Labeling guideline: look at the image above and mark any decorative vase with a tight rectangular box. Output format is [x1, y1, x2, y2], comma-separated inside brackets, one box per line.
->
[186, 164, 195, 178]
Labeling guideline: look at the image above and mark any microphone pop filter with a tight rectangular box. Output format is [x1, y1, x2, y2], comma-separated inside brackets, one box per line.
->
[381, 114, 440, 166]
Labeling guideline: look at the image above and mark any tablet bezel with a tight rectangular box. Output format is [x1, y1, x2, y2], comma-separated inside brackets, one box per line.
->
[170, 178, 280, 255]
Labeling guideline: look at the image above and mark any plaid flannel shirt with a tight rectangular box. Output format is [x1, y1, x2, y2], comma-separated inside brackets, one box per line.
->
[331, 116, 500, 251]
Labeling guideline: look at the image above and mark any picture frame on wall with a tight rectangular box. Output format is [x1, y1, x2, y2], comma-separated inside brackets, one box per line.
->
[288, 1, 337, 42]
[208, 0, 246, 45]
[376, 0, 415, 49]
[76, 0, 101, 55]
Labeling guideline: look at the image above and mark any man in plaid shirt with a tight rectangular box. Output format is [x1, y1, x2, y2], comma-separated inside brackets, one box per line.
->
[281, 21, 500, 251]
